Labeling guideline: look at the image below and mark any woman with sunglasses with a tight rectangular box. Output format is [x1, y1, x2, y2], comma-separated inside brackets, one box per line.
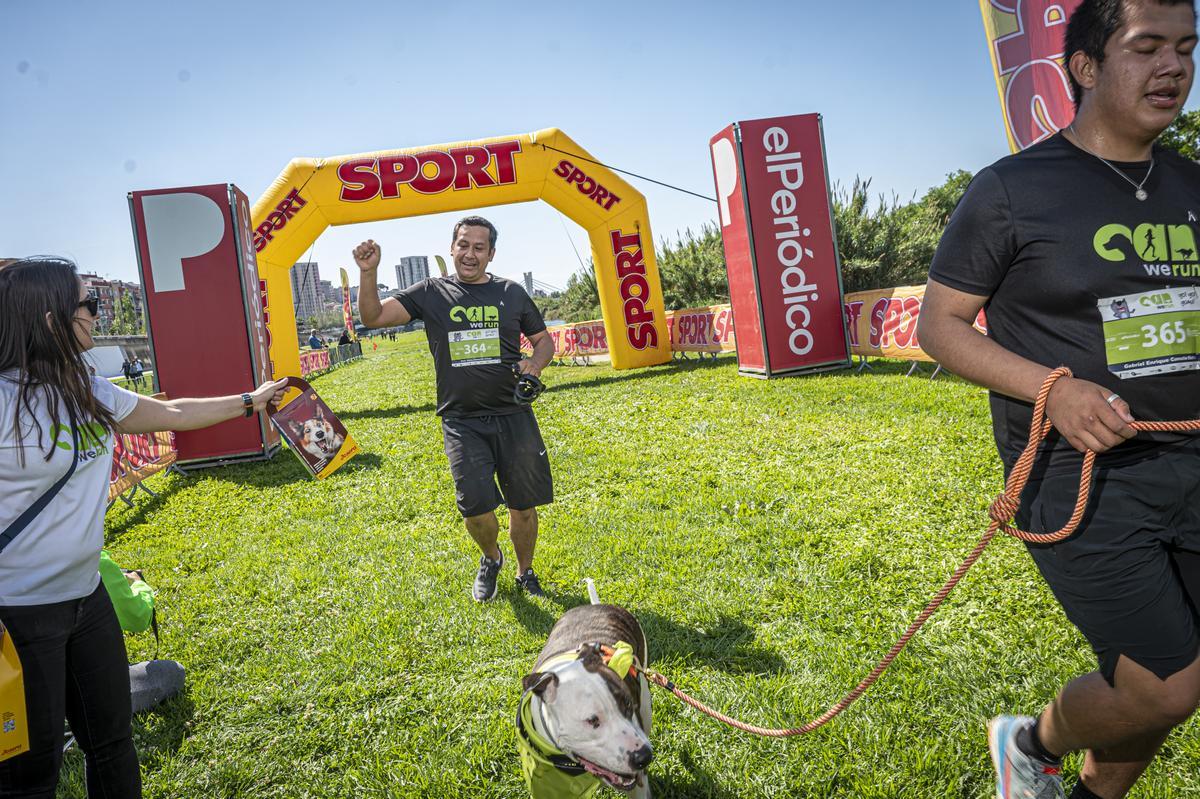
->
[0, 257, 286, 797]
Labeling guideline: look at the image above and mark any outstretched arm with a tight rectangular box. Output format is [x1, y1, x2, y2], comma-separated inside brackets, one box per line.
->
[116, 379, 288, 434]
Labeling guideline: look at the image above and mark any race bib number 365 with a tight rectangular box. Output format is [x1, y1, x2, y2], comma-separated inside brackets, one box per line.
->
[1099, 286, 1200, 379]
[449, 328, 501, 367]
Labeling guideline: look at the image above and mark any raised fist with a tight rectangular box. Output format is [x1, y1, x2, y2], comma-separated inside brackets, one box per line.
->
[353, 240, 381, 272]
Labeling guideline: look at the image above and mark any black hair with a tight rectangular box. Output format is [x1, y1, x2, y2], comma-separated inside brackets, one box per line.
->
[451, 216, 498, 250]
[0, 257, 118, 462]
[1066, 0, 1197, 109]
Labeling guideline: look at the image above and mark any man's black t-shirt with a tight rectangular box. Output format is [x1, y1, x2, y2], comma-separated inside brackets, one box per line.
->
[929, 133, 1200, 471]
[396, 274, 547, 418]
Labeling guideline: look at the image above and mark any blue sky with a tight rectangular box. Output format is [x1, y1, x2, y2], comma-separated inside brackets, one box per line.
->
[4, 0, 1192, 291]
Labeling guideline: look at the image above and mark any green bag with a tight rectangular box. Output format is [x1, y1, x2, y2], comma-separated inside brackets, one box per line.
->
[98, 550, 155, 634]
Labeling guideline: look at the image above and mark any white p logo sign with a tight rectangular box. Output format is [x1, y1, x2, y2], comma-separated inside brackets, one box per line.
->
[141, 192, 226, 292]
[711, 137, 738, 228]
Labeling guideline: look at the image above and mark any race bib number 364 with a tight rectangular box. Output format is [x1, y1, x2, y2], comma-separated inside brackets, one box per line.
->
[1099, 286, 1200, 379]
[449, 328, 501, 367]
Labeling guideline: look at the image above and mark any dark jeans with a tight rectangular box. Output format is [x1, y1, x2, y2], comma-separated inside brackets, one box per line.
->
[0, 584, 140, 798]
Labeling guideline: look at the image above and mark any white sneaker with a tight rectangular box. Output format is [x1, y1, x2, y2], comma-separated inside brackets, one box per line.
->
[988, 715, 1064, 799]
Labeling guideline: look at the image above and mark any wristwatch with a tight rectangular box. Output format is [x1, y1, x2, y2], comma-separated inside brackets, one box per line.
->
[241, 392, 254, 417]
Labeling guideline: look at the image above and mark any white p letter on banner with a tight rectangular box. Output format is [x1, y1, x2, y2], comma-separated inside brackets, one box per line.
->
[142, 192, 226, 292]
[711, 138, 738, 228]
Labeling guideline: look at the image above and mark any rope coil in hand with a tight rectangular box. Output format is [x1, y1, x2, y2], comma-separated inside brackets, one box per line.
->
[644, 367, 1200, 736]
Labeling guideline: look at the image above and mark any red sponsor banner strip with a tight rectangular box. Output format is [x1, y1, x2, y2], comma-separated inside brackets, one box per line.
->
[842, 285, 988, 362]
[522, 287, 992, 364]
[300, 349, 332, 376]
[522, 320, 610, 358]
[666, 305, 737, 353]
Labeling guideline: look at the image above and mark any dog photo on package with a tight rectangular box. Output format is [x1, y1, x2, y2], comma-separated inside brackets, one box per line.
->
[269, 380, 357, 479]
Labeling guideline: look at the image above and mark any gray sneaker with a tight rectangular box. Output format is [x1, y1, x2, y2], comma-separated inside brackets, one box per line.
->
[515, 568, 546, 597]
[473, 551, 504, 602]
[988, 715, 1064, 799]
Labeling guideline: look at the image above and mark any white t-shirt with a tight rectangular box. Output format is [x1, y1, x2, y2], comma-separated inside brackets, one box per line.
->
[0, 373, 140, 605]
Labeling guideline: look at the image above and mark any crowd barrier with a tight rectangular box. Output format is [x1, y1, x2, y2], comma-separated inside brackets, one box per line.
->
[527, 286, 986, 370]
[300, 341, 363, 377]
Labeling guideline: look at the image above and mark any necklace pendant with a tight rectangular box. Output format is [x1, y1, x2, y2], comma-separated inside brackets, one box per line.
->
[1136, 188, 1148, 201]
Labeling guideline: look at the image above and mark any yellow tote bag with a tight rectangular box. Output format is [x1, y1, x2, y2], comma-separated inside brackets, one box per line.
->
[0, 620, 28, 761]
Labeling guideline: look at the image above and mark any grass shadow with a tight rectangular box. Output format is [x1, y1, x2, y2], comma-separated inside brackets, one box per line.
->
[206, 451, 385, 489]
[515, 589, 787, 677]
[637, 609, 788, 676]
[506, 587, 569, 638]
[339, 402, 437, 421]
[650, 749, 747, 799]
[104, 475, 187, 543]
[135, 687, 197, 771]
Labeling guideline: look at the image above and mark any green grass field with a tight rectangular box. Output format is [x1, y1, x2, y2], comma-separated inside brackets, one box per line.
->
[77, 333, 1198, 798]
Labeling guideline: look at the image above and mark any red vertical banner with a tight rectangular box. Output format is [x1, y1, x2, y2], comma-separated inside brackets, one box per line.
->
[980, 0, 1081, 152]
[339, 267, 355, 340]
[129, 183, 277, 465]
[711, 114, 850, 377]
[710, 124, 765, 372]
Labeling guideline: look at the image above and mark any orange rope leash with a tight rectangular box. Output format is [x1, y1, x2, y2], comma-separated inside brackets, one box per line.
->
[645, 367, 1200, 737]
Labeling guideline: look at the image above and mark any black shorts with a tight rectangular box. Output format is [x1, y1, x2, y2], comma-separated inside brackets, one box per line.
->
[441, 410, 553, 518]
[1015, 439, 1200, 685]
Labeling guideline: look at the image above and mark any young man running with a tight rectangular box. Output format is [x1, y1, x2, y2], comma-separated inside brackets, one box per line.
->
[921, 2, 1200, 797]
[355, 217, 556, 601]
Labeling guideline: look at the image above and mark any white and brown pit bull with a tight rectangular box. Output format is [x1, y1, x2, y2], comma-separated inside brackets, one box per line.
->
[517, 597, 653, 799]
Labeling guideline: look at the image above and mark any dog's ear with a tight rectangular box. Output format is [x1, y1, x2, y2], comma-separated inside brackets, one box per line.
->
[522, 672, 558, 704]
[578, 648, 605, 673]
[288, 420, 303, 436]
[316, 405, 326, 421]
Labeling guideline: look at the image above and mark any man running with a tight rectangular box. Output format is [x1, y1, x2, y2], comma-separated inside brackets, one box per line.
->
[922, 2, 1200, 797]
[355, 216, 556, 601]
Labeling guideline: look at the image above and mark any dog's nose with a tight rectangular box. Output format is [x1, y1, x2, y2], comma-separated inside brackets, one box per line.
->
[629, 744, 653, 771]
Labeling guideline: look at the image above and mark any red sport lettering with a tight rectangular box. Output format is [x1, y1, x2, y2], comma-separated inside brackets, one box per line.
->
[556, 159, 622, 211]
[338, 159, 381, 202]
[485, 140, 522, 184]
[453, 146, 498, 189]
[336, 140, 522, 201]
[253, 188, 308, 252]
[609, 229, 658, 350]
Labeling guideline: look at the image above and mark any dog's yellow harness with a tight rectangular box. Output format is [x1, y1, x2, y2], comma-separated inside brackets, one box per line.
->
[515, 641, 641, 799]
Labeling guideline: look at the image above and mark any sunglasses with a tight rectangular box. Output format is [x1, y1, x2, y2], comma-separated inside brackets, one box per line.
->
[78, 293, 99, 317]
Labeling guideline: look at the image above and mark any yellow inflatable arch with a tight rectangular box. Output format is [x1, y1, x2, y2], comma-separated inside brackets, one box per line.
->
[251, 128, 672, 378]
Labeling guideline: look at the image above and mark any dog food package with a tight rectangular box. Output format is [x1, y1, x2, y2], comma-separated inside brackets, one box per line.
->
[0, 621, 29, 762]
[268, 377, 359, 479]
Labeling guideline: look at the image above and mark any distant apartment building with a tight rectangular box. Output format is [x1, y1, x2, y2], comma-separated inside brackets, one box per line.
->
[78, 273, 145, 333]
[290, 261, 323, 323]
[394, 256, 429, 291]
[318, 279, 340, 306]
